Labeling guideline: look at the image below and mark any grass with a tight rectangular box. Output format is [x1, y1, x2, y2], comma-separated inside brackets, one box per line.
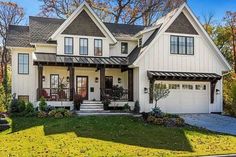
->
[0, 116, 236, 156]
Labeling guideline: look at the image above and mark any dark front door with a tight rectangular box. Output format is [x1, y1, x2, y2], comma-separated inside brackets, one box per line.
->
[76, 76, 88, 100]
[105, 76, 113, 89]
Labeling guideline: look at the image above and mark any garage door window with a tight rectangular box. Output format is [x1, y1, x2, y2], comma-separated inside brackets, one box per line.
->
[169, 84, 180, 89]
[182, 84, 193, 90]
[195, 85, 206, 90]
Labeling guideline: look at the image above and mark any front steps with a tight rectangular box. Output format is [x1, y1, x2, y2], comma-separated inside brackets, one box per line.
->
[80, 101, 104, 112]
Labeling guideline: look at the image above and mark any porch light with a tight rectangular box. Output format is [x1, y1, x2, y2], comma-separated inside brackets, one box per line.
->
[216, 89, 220, 95]
[95, 77, 99, 83]
[66, 76, 70, 82]
[118, 78, 121, 83]
[42, 76, 45, 81]
[144, 87, 148, 94]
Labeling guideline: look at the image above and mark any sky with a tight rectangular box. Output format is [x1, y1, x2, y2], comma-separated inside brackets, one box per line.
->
[3, 0, 236, 25]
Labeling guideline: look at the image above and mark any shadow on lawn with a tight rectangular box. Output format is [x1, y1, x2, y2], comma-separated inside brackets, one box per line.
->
[11, 116, 193, 152]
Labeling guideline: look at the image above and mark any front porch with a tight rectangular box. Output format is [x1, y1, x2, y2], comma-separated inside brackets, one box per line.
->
[34, 53, 134, 110]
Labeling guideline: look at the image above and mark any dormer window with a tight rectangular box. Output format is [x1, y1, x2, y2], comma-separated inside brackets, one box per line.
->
[121, 42, 128, 54]
[64, 37, 73, 54]
[138, 38, 142, 47]
[170, 35, 194, 55]
[94, 39, 102, 56]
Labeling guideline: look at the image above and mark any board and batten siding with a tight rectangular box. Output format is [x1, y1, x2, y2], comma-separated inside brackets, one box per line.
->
[109, 40, 137, 57]
[135, 32, 225, 112]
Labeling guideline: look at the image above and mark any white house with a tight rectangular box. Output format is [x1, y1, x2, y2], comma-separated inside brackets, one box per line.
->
[6, 2, 231, 113]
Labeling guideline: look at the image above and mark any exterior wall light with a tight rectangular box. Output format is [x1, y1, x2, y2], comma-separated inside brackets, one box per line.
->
[144, 87, 148, 94]
[95, 77, 99, 83]
[118, 78, 122, 83]
[216, 89, 220, 95]
[66, 76, 70, 82]
[42, 76, 45, 81]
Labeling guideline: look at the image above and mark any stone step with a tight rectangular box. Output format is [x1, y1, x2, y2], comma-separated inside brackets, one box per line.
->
[80, 108, 104, 111]
[83, 101, 102, 104]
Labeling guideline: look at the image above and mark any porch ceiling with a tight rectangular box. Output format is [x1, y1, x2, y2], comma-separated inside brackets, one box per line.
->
[147, 71, 222, 81]
[33, 53, 129, 68]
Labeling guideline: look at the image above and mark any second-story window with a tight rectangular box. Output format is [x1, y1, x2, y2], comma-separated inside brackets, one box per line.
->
[121, 42, 128, 54]
[79, 38, 88, 55]
[94, 39, 102, 56]
[64, 37, 73, 54]
[170, 35, 194, 55]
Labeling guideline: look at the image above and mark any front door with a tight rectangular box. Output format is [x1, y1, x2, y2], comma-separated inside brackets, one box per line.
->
[105, 76, 113, 89]
[76, 76, 88, 100]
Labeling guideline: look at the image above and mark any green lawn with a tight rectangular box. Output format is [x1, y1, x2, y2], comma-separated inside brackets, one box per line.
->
[0, 116, 236, 157]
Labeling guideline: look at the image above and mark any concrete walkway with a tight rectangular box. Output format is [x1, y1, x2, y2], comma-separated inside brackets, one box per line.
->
[180, 114, 236, 136]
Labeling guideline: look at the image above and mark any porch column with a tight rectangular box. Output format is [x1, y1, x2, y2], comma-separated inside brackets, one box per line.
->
[149, 79, 154, 103]
[69, 66, 75, 101]
[128, 69, 133, 101]
[38, 65, 43, 101]
[100, 67, 105, 100]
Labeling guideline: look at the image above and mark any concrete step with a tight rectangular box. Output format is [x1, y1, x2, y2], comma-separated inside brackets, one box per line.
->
[80, 108, 104, 111]
[80, 105, 103, 110]
[83, 101, 102, 104]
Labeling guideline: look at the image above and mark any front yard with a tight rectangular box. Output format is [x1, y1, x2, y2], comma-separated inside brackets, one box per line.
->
[0, 116, 236, 156]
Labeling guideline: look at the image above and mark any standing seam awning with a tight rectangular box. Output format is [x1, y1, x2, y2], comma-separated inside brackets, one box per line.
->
[33, 53, 129, 67]
[147, 71, 222, 81]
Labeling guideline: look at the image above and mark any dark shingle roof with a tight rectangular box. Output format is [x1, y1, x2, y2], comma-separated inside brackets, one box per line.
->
[104, 22, 145, 37]
[128, 27, 160, 64]
[7, 16, 146, 47]
[6, 25, 31, 47]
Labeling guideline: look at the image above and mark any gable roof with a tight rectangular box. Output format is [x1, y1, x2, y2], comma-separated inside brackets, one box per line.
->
[131, 3, 231, 71]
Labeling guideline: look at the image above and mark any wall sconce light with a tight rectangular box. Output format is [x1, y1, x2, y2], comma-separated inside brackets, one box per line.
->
[66, 76, 70, 82]
[144, 87, 148, 94]
[42, 76, 45, 81]
[216, 89, 220, 95]
[118, 78, 121, 83]
[95, 77, 99, 83]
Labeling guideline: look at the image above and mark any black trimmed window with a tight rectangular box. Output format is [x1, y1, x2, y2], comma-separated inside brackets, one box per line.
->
[94, 39, 102, 56]
[138, 38, 142, 47]
[170, 35, 194, 55]
[121, 42, 128, 54]
[18, 53, 29, 74]
[64, 37, 73, 54]
[79, 38, 88, 55]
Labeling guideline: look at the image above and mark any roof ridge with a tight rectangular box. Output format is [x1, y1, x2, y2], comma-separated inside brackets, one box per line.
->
[29, 16, 65, 21]
[104, 22, 144, 27]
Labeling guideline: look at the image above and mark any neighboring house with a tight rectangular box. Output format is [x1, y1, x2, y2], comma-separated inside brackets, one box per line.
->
[6, 2, 231, 113]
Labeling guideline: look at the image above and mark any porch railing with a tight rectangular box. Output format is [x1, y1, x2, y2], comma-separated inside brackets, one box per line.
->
[37, 88, 70, 101]
[101, 88, 128, 101]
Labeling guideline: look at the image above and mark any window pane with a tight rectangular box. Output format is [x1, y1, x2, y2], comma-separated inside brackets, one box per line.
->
[186, 37, 194, 55]
[195, 85, 206, 90]
[169, 84, 180, 89]
[80, 38, 88, 55]
[170, 36, 178, 54]
[182, 84, 193, 90]
[94, 39, 102, 56]
[18, 54, 29, 74]
[121, 42, 128, 54]
[65, 37, 73, 54]
[179, 37, 186, 54]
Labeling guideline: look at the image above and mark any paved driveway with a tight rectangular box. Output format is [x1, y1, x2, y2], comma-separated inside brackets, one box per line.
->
[180, 114, 236, 136]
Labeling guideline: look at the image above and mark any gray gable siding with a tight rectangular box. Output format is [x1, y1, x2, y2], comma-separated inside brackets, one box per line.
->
[62, 10, 105, 37]
[166, 12, 198, 35]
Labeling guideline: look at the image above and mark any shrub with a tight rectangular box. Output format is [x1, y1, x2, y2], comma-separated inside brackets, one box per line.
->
[9, 96, 19, 113]
[74, 94, 83, 110]
[153, 118, 165, 125]
[48, 110, 57, 117]
[38, 111, 47, 118]
[18, 100, 26, 113]
[102, 96, 111, 110]
[151, 107, 164, 118]
[133, 101, 140, 114]
[141, 112, 149, 121]
[123, 103, 130, 112]
[146, 115, 156, 123]
[39, 97, 47, 111]
[54, 112, 63, 118]
[175, 118, 185, 127]
[26, 102, 34, 113]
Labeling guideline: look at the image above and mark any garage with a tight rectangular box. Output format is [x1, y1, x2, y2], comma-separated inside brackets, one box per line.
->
[156, 81, 210, 113]
[147, 71, 222, 114]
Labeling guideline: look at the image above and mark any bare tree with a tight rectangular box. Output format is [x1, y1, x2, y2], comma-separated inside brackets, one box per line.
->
[202, 12, 215, 36]
[39, 0, 185, 26]
[224, 11, 236, 72]
[0, 1, 24, 106]
[153, 83, 170, 108]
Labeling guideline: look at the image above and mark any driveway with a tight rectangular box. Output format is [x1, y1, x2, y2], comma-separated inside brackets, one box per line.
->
[180, 114, 236, 136]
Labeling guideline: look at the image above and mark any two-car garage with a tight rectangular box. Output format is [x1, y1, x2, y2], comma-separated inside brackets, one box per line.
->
[156, 81, 210, 113]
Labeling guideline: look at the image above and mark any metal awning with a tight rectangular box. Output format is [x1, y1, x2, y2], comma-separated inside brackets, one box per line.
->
[33, 53, 129, 68]
[147, 71, 222, 81]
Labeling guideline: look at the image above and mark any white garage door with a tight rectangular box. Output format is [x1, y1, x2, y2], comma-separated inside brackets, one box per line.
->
[156, 81, 210, 113]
